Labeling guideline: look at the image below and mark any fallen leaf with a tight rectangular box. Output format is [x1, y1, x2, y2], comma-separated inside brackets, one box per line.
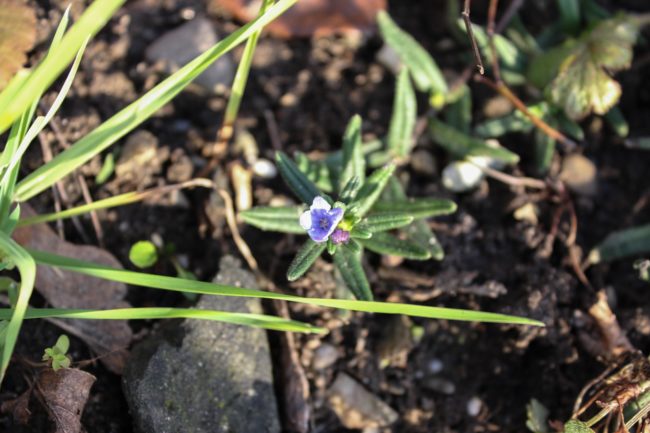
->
[550, 15, 641, 120]
[13, 204, 133, 374]
[215, 0, 386, 38]
[0, 387, 32, 425]
[0, 0, 36, 90]
[37, 368, 96, 433]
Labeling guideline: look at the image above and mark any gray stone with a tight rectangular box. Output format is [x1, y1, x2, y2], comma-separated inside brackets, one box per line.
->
[123, 256, 281, 433]
[146, 17, 235, 93]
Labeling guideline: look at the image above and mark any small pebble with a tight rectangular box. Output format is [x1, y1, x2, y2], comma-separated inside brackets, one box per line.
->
[467, 396, 482, 417]
[424, 377, 455, 395]
[427, 359, 444, 374]
[376, 43, 402, 75]
[313, 344, 339, 370]
[252, 159, 277, 179]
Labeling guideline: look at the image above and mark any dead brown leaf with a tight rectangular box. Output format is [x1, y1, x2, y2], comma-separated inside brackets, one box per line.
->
[37, 368, 96, 433]
[0, 0, 36, 89]
[215, 0, 386, 38]
[0, 387, 32, 425]
[13, 204, 133, 374]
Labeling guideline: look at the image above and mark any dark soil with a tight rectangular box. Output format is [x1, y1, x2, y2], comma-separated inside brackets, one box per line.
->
[2, 0, 650, 432]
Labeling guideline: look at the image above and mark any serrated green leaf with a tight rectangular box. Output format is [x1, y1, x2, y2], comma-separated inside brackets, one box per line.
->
[371, 198, 457, 219]
[361, 232, 431, 260]
[129, 241, 159, 269]
[287, 239, 326, 281]
[563, 420, 594, 433]
[550, 15, 640, 120]
[240, 206, 304, 234]
[276, 152, 325, 205]
[387, 69, 417, 158]
[349, 164, 396, 217]
[588, 224, 650, 264]
[430, 118, 520, 164]
[377, 10, 447, 94]
[361, 213, 414, 233]
[339, 115, 365, 193]
[333, 243, 372, 301]
[526, 398, 550, 433]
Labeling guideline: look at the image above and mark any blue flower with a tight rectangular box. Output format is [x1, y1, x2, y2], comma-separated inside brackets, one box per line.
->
[299, 196, 344, 243]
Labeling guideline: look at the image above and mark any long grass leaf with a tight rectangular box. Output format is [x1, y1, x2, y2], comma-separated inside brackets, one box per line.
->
[14, 0, 298, 202]
[0, 307, 320, 333]
[29, 249, 543, 326]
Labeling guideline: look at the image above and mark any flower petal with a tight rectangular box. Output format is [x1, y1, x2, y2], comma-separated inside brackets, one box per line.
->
[299, 210, 312, 230]
[310, 196, 330, 211]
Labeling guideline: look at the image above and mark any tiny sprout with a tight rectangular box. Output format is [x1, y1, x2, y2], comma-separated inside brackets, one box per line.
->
[42, 335, 71, 371]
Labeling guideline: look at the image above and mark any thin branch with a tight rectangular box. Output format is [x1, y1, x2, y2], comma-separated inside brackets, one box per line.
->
[475, 75, 577, 149]
[462, 0, 485, 75]
[486, 0, 502, 82]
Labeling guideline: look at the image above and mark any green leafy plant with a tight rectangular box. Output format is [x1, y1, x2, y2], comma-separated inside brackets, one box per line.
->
[0, 0, 542, 388]
[42, 334, 71, 371]
[241, 114, 457, 301]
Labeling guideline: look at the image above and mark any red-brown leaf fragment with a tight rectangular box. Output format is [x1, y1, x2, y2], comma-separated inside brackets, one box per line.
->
[0, 0, 36, 89]
[37, 368, 96, 433]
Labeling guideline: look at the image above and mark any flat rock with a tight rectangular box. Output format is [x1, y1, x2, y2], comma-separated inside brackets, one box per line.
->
[146, 17, 234, 93]
[123, 256, 280, 433]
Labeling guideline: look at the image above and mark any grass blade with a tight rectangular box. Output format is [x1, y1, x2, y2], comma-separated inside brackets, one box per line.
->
[29, 249, 543, 326]
[287, 239, 327, 281]
[0, 232, 35, 384]
[14, 0, 298, 202]
[0, 307, 320, 333]
[0, 0, 125, 133]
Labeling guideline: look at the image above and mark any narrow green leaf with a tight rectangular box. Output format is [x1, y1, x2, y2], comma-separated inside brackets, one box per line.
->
[287, 240, 326, 281]
[276, 152, 324, 205]
[339, 176, 361, 203]
[339, 114, 365, 193]
[240, 206, 304, 234]
[0, 232, 35, 384]
[533, 127, 555, 175]
[475, 112, 534, 138]
[445, 84, 472, 135]
[349, 164, 396, 217]
[361, 213, 413, 232]
[333, 243, 372, 301]
[29, 249, 544, 326]
[361, 232, 431, 260]
[387, 69, 417, 158]
[430, 118, 520, 164]
[377, 10, 447, 94]
[588, 224, 650, 264]
[371, 198, 457, 219]
[13, 0, 299, 202]
[0, 307, 320, 333]
[95, 152, 115, 184]
[0, 0, 126, 133]
[294, 152, 334, 192]
[350, 226, 372, 239]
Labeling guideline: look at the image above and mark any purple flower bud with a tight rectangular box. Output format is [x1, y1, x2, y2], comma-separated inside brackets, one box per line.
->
[299, 197, 344, 243]
[330, 229, 350, 245]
